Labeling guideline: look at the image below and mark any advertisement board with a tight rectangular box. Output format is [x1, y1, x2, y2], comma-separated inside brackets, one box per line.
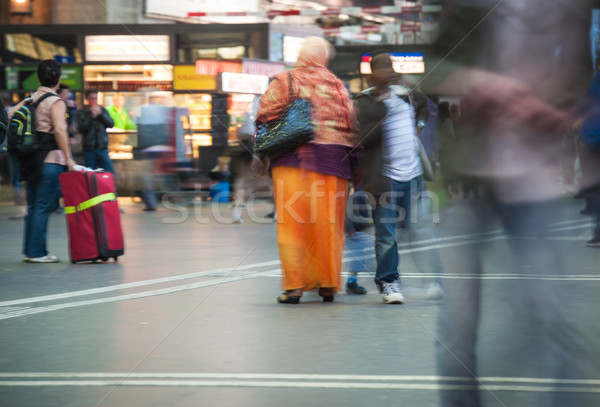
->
[5, 66, 83, 91]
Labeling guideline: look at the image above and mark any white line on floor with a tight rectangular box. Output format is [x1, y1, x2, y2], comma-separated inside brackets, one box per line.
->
[0, 219, 593, 316]
[0, 376, 598, 392]
[0, 372, 598, 385]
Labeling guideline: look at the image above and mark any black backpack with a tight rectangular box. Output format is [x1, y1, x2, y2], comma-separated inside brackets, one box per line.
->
[7, 93, 57, 158]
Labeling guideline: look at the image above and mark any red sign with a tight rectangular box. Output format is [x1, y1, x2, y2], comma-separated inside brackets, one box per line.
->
[195, 60, 242, 75]
[401, 24, 421, 32]
[362, 7, 382, 14]
[402, 6, 422, 13]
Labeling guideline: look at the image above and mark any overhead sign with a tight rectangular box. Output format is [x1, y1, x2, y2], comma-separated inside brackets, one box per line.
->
[220, 72, 269, 94]
[360, 52, 425, 75]
[85, 35, 170, 62]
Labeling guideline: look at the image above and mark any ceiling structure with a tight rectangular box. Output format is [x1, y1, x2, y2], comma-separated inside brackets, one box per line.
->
[171, 0, 443, 45]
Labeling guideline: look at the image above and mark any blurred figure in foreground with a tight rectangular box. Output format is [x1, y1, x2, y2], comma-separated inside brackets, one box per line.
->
[572, 70, 600, 247]
[423, 1, 600, 406]
[253, 36, 358, 304]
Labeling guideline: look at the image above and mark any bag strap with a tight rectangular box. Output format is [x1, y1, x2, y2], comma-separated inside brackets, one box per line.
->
[64, 192, 116, 214]
[287, 71, 297, 104]
[31, 92, 56, 109]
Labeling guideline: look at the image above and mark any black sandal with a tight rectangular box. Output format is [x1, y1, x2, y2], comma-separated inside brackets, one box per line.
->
[318, 288, 335, 303]
[277, 292, 301, 304]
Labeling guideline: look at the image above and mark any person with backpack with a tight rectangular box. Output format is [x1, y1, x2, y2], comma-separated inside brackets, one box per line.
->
[8, 59, 76, 263]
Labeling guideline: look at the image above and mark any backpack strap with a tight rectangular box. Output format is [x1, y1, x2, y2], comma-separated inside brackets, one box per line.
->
[31, 92, 60, 151]
[32, 92, 57, 108]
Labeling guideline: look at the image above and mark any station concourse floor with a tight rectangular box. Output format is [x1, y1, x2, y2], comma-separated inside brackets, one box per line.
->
[0, 196, 599, 407]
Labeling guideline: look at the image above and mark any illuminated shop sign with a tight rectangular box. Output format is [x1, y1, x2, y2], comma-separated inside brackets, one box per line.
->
[360, 52, 425, 75]
[242, 60, 286, 77]
[174, 65, 217, 90]
[220, 72, 269, 94]
[195, 59, 242, 75]
[85, 35, 170, 62]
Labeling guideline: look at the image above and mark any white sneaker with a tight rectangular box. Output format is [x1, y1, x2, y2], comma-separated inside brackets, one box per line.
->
[28, 254, 59, 263]
[23, 255, 30, 262]
[381, 280, 405, 304]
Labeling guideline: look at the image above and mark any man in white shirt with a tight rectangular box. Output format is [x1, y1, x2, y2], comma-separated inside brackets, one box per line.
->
[354, 53, 428, 303]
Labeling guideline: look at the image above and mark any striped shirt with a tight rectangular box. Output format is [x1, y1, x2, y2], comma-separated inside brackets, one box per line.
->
[381, 93, 422, 182]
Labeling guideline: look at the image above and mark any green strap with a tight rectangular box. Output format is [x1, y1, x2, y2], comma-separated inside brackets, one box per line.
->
[64, 193, 116, 214]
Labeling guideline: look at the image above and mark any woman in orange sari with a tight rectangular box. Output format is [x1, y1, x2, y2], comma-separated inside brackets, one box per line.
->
[254, 36, 358, 304]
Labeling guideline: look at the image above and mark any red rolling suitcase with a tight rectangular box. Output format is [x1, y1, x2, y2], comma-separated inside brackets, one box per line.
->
[59, 171, 124, 263]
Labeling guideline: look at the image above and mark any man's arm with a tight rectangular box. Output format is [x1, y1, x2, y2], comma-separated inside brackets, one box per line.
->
[98, 107, 114, 129]
[51, 100, 76, 171]
[76, 108, 92, 133]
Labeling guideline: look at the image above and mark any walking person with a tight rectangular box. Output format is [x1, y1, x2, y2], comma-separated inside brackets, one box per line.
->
[76, 89, 115, 173]
[9, 59, 76, 262]
[423, 1, 600, 405]
[253, 36, 358, 304]
[354, 53, 430, 304]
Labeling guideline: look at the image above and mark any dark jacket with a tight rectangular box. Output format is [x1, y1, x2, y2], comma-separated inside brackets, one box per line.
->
[354, 85, 428, 197]
[76, 105, 114, 151]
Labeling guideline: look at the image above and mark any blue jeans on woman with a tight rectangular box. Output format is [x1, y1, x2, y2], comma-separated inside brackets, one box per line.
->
[23, 163, 64, 257]
[372, 177, 416, 283]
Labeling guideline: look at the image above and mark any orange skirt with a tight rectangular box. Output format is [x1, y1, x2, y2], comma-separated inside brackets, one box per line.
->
[271, 166, 349, 292]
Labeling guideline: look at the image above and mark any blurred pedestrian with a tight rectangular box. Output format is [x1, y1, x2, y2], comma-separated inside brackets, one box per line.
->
[343, 187, 372, 295]
[424, 1, 599, 405]
[572, 69, 600, 247]
[76, 88, 115, 173]
[9, 59, 76, 262]
[437, 101, 458, 195]
[253, 36, 358, 304]
[57, 83, 77, 135]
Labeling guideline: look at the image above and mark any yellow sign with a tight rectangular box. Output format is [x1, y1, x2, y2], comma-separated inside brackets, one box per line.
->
[174, 66, 216, 91]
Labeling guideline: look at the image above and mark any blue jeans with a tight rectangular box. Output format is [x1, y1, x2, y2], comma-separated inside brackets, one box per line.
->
[83, 149, 114, 174]
[372, 177, 415, 283]
[23, 163, 64, 257]
[345, 230, 375, 275]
